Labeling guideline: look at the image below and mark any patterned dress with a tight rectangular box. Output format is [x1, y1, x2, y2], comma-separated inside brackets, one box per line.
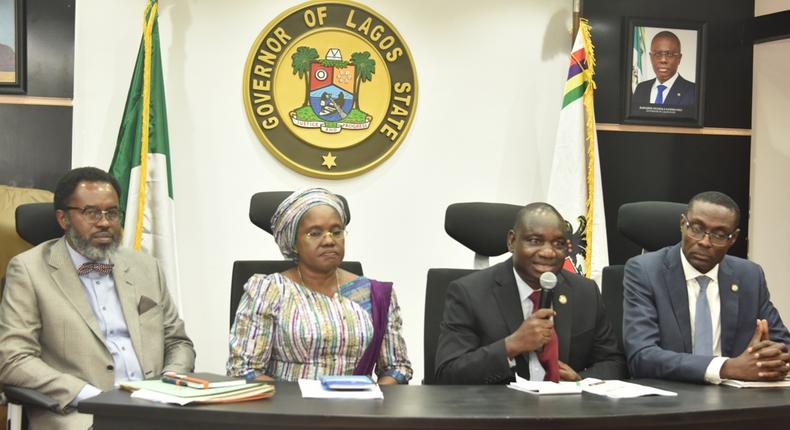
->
[227, 273, 412, 383]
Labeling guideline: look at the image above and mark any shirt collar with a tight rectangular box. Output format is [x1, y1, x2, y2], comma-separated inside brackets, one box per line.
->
[653, 72, 679, 91]
[512, 267, 538, 302]
[679, 246, 719, 284]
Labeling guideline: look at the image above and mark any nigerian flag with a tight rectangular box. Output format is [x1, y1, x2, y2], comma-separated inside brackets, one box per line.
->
[109, 0, 181, 308]
[632, 26, 647, 92]
[547, 19, 608, 284]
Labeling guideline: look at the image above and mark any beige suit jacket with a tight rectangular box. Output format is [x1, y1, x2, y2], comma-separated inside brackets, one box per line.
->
[0, 237, 195, 429]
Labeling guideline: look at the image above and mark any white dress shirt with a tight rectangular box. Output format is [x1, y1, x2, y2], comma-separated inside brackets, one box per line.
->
[65, 241, 144, 405]
[650, 72, 679, 104]
[680, 248, 728, 384]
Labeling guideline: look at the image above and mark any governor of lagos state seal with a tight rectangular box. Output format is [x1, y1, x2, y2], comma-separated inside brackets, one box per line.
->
[243, 0, 418, 178]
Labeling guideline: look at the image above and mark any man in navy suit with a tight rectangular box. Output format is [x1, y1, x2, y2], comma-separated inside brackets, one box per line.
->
[632, 31, 696, 107]
[623, 191, 790, 383]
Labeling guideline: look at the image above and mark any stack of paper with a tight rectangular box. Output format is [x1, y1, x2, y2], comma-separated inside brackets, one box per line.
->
[298, 379, 384, 399]
[507, 375, 582, 395]
[722, 379, 790, 388]
[579, 378, 677, 398]
[120, 379, 274, 405]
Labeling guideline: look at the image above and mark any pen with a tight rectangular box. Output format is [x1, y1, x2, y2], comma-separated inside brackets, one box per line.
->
[587, 380, 606, 386]
[162, 373, 209, 388]
[161, 376, 190, 387]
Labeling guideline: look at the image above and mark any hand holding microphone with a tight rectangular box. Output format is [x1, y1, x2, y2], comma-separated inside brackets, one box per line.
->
[505, 271, 558, 356]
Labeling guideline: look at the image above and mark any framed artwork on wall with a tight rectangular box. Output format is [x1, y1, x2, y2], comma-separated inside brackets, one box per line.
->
[0, 0, 26, 94]
[623, 18, 706, 127]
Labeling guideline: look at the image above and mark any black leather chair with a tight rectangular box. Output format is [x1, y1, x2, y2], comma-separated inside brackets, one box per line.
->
[228, 192, 363, 327]
[600, 201, 687, 353]
[2, 203, 62, 430]
[423, 202, 521, 385]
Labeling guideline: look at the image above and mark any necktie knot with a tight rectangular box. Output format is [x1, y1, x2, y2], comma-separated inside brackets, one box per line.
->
[528, 290, 540, 311]
[78, 262, 114, 276]
[697, 275, 711, 291]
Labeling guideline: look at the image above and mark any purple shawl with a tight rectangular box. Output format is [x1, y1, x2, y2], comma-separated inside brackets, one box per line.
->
[352, 280, 392, 376]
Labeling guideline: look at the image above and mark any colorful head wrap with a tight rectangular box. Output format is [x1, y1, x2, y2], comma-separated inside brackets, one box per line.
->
[271, 188, 347, 260]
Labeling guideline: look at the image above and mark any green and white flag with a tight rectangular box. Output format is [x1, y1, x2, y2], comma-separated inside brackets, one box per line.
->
[109, 0, 181, 309]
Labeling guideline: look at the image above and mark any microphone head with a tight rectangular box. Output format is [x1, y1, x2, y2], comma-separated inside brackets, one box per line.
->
[539, 272, 558, 290]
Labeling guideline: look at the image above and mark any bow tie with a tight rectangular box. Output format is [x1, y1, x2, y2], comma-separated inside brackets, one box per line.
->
[77, 262, 114, 276]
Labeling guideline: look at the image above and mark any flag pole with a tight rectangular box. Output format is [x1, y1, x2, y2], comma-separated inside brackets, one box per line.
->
[572, 0, 582, 44]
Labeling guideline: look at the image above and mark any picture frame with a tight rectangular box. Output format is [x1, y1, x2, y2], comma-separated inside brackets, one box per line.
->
[0, 0, 26, 94]
[623, 18, 706, 127]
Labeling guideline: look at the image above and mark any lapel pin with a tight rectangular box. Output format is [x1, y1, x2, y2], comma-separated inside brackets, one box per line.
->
[558, 294, 568, 304]
[731, 284, 739, 293]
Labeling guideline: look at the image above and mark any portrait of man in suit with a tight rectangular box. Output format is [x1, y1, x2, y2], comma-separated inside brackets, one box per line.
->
[434, 203, 626, 385]
[632, 30, 696, 107]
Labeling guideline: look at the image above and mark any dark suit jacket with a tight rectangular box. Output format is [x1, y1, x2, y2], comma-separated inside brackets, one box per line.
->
[623, 243, 790, 382]
[434, 259, 626, 384]
[632, 75, 696, 106]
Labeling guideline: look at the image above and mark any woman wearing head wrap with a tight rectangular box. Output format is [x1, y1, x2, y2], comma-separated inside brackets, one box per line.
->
[227, 188, 412, 384]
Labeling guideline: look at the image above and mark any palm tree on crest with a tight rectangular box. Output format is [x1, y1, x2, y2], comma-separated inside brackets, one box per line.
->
[350, 52, 375, 110]
[291, 46, 319, 107]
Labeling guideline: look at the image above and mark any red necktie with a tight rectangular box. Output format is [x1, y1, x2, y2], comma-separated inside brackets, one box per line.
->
[529, 290, 560, 382]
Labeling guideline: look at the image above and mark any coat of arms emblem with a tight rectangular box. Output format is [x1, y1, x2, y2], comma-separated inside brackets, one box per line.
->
[242, 1, 418, 178]
[290, 48, 374, 133]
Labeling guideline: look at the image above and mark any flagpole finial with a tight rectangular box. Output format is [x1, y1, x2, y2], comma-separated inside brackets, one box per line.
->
[572, 0, 582, 43]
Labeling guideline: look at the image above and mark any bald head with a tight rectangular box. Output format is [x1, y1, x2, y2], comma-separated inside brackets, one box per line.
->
[513, 202, 567, 237]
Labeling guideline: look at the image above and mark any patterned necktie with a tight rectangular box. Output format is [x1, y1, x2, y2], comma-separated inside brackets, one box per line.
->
[528, 290, 560, 382]
[77, 262, 114, 276]
[655, 84, 667, 104]
[694, 276, 713, 355]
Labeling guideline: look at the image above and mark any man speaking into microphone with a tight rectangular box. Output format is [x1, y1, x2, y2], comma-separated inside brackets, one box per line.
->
[435, 203, 626, 384]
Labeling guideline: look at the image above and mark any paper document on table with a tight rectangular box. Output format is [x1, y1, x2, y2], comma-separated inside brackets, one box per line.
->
[298, 379, 384, 399]
[580, 378, 677, 398]
[722, 378, 790, 388]
[507, 374, 582, 395]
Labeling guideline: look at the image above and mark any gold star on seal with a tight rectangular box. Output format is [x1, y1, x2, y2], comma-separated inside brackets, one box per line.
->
[321, 152, 337, 169]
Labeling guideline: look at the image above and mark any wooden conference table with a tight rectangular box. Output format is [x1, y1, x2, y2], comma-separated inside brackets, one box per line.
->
[79, 380, 790, 430]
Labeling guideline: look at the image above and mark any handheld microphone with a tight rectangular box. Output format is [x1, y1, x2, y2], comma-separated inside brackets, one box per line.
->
[539, 272, 558, 309]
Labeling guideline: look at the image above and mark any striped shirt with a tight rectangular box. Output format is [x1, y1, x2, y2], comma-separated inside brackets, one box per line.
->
[227, 273, 412, 383]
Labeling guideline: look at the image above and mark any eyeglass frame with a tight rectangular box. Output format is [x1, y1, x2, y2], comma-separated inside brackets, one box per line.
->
[303, 228, 348, 241]
[65, 206, 124, 223]
[649, 50, 682, 59]
[681, 213, 738, 246]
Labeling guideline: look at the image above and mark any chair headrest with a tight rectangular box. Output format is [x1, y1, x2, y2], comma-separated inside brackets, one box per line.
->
[445, 202, 521, 257]
[249, 191, 352, 235]
[15, 202, 63, 246]
[617, 201, 687, 251]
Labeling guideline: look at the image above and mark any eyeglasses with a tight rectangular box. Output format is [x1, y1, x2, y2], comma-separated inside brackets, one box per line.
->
[66, 206, 123, 223]
[304, 229, 347, 241]
[650, 50, 681, 59]
[681, 214, 737, 247]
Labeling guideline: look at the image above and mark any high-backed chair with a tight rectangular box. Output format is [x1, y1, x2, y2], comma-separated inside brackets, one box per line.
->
[600, 201, 687, 353]
[3, 202, 62, 430]
[423, 202, 521, 385]
[228, 192, 363, 327]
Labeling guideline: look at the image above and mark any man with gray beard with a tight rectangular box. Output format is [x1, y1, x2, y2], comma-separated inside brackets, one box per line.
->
[0, 167, 195, 430]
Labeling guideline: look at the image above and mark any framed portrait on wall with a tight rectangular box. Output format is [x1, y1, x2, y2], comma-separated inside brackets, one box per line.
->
[0, 0, 26, 94]
[623, 18, 706, 127]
